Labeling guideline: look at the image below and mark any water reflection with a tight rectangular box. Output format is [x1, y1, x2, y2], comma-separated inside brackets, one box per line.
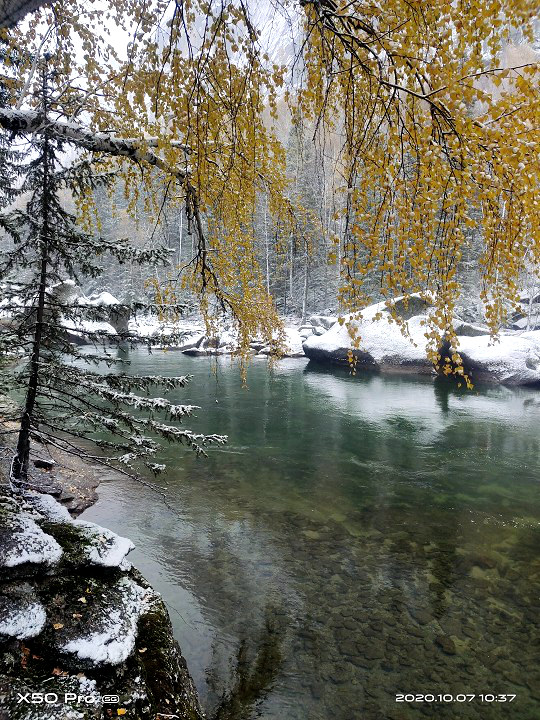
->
[81, 352, 540, 719]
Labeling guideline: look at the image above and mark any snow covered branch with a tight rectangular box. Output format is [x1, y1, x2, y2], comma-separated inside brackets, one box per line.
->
[0, 108, 187, 181]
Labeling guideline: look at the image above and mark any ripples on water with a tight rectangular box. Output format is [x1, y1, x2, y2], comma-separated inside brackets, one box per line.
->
[81, 352, 540, 719]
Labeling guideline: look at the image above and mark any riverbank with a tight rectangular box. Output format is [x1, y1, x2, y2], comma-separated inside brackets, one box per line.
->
[0, 413, 204, 720]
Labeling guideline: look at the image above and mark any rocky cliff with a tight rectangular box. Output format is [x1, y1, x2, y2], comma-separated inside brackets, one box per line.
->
[0, 483, 203, 720]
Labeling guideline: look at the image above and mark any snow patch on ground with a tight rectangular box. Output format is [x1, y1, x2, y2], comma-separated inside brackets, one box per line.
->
[0, 593, 46, 639]
[61, 578, 152, 666]
[0, 513, 63, 568]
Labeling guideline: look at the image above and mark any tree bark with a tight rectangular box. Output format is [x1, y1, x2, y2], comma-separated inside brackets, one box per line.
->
[0, 108, 187, 181]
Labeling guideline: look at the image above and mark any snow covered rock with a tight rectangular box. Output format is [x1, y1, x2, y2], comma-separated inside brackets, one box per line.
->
[21, 493, 134, 569]
[303, 300, 433, 375]
[0, 586, 46, 640]
[57, 577, 152, 667]
[298, 324, 314, 340]
[0, 497, 63, 573]
[283, 327, 306, 357]
[452, 333, 540, 386]
[453, 320, 490, 337]
[71, 521, 134, 568]
[303, 296, 540, 386]
[308, 314, 338, 330]
[80, 291, 120, 307]
[258, 326, 306, 358]
[0, 490, 203, 719]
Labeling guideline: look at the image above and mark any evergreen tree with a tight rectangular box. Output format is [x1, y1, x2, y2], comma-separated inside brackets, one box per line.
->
[0, 62, 225, 487]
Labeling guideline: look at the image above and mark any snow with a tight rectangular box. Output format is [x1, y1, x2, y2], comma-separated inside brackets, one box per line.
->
[0, 513, 63, 568]
[128, 314, 205, 346]
[72, 520, 135, 567]
[61, 578, 152, 666]
[457, 333, 540, 385]
[79, 291, 120, 307]
[303, 297, 540, 385]
[283, 327, 305, 357]
[26, 491, 73, 522]
[0, 594, 47, 639]
[69, 320, 117, 335]
[304, 302, 430, 366]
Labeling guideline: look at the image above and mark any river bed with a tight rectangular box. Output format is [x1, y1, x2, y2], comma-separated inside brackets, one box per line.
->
[81, 350, 540, 719]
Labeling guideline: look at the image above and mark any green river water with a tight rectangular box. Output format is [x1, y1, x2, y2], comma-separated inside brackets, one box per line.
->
[80, 350, 540, 719]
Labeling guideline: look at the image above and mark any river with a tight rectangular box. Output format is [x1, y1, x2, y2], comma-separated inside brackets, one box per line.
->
[81, 350, 540, 719]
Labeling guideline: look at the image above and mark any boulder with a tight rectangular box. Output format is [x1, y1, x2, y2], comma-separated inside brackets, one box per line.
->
[308, 314, 338, 330]
[303, 296, 540, 386]
[453, 320, 490, 337]
[303, 299, 433, 375]
[0, 497, 63, 576]
[258, 327, 306, 358]
[0, 586, 46, 640]
[454, 331, 540, 385]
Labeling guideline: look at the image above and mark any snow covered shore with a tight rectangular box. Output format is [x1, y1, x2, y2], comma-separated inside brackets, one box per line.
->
[14, 281, 539, 386]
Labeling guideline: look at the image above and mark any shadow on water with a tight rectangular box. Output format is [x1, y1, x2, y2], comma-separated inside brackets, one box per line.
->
[210, 605, 285, 720]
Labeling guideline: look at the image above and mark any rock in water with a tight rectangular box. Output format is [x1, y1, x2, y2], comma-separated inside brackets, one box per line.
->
[303, 295, 540, 386]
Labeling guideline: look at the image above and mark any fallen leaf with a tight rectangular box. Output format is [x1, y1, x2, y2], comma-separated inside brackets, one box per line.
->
[78, 597, 87, 604]
[117, 710, 127, 716]
[72, 613, 83, 619]
[138, 647, 147, 653]
[52, 667, 68, 677]
[53, 623, 64, 630]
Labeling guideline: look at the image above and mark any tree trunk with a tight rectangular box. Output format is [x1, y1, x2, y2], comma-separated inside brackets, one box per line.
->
[12, 74, 51, 483]
[302, 246, 309, 322]
[264, 190, 270, 295]
[12, 141, 50, 482]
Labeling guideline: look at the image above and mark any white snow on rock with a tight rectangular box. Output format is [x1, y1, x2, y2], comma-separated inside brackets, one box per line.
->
[0, 512, 63, 568]
[72, 520, 135, 568]
[283, 327, 306, 357]
[70, 320, 117, 335]
[303, 299, 431, 369]
[18, 494, 134, 568]
[457, 333, 540, 385]
[26, 491, 73, 522]
[308, 314, 338, 330]
[0, 593, 46, 639]
[303, 296, 540, 385]
[61, 578, 153, 666]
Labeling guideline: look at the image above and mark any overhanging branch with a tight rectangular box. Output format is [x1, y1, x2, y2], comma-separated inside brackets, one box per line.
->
[0, 107, 187, 181]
